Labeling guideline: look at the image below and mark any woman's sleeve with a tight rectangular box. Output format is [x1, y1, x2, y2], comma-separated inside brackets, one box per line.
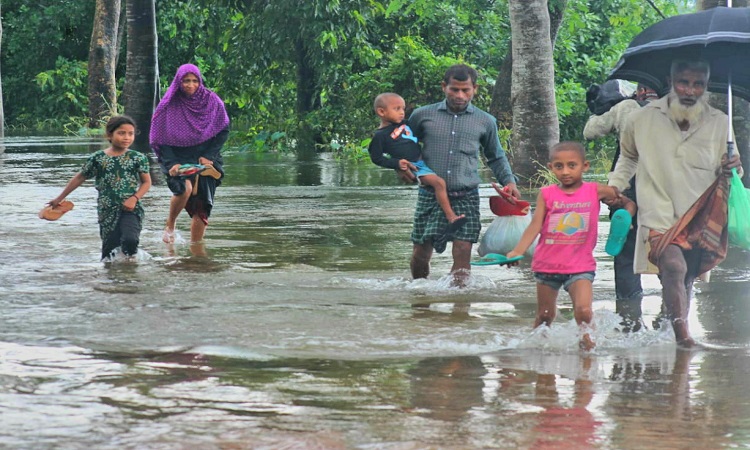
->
[158, 145, 179, 170]
[202, 127, 229, 161]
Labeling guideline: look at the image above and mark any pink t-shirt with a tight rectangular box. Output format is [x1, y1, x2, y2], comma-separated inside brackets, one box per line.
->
[531, 182, 600, 274]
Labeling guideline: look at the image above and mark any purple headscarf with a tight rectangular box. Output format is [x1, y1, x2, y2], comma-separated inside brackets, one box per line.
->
[149, 64, 229, 151]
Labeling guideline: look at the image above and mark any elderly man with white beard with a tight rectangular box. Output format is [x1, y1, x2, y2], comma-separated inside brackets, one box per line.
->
[608, 59, 742, 347]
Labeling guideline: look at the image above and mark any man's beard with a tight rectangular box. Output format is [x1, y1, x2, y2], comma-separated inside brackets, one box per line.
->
[667, 89, 706, 125]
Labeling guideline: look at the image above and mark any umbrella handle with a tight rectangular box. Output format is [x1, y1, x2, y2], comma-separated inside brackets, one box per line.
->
[728, 72, 734, 157]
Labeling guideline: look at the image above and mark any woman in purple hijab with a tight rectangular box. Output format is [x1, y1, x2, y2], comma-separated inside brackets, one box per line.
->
[150, 64, 230, 243]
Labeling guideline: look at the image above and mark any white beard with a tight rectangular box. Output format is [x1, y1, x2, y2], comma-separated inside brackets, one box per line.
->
[667, 89, 706, 126]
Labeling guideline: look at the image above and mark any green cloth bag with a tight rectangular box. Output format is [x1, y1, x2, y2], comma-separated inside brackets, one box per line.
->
[728, 168, 750, 250]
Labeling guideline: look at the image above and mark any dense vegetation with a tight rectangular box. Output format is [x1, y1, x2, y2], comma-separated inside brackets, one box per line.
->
[2, 0, 688, 160]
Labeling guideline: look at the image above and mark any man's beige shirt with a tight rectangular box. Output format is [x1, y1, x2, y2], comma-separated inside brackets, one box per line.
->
[608, 96, 730, 273]
[583, 98, 642, 140]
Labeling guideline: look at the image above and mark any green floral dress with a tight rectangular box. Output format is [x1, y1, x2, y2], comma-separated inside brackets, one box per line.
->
[81, 150, 150, 241]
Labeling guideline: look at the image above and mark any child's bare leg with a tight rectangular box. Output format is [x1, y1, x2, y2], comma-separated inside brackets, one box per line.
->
[535, 283, 559, 328]
[419, 174, 463, 223]
[568, 279, 594, 326]
[164, 180, 192, 243]
[568, 279, 595, 350]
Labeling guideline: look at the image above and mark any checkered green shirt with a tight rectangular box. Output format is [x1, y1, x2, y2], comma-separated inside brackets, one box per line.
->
[408, 100, 515, 191]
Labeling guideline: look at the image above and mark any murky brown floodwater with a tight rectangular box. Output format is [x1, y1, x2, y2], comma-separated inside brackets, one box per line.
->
[1, 136, 750, 449]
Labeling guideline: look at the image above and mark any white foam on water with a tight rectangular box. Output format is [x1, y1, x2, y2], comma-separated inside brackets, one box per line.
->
[330, 271, 502, 293]
[102, 247, 153, 263]
[186, 345, 278, 361]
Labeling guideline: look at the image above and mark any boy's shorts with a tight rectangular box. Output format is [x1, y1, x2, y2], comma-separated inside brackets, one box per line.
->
[534, 271, 595, 292]
[412, 160, 436, 179]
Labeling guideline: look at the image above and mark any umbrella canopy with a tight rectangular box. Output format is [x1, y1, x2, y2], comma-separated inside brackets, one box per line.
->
[608, 7, 750, 101]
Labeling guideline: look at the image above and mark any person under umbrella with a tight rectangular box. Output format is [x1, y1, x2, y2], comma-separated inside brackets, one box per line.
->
[608, 59, 742, 347]
[608, 6, 750, 103]
[583, 82, 659, 332]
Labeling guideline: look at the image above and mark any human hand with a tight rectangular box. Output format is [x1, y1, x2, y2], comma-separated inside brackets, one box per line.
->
[122, 196, 137, 212]
[169, 164, 181, 177]
[721, 153, 742, 177]
[492, 182, 520, 204]
[604, 185, 627, 206]
[601, 185, 621, 207]
[624, 199, 637, 217]
[398, 159, 416, 173]
[396, 166, 417, 184]
[505, 250, 522, 267]
[504, 182, 521, 200]
[198, 157, 213, 166]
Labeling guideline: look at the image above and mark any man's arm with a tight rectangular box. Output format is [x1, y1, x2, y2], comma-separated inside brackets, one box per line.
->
[607, 110, 639, 191]
[481, 115, 518, 195]
[583, 100, 640, 140]
[407, 108, 424, 141]
[583, 111, 617, 140]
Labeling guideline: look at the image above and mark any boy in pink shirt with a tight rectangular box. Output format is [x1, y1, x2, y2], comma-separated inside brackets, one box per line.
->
[507, 141, 635, 350]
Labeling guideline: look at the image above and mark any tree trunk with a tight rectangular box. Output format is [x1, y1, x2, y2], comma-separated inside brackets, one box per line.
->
[294, 37, 322, 154]
[0, 3, 4, 140]
[122, 0, 158, 153]
[508, 0, 560, 183]
[88, 0, 121, 128]
[699, 1, 750, 184]
[489, 51, 513, 130]
[115, 1, 127, 71]
[490, 0, 567, 130]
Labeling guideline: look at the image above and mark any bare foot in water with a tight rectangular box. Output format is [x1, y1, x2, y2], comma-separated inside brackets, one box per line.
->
[162, 228, 175, 244]
[579, 333, 595, 351]
[676, 337, 697, 349]
[673, 319, 696, 348]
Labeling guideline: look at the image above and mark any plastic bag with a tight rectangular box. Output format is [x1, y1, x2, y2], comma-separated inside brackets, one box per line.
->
[478, 212, 537, 257]
[728, 168, 750, 250]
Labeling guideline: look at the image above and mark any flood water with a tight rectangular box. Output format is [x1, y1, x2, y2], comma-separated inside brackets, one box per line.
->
[2, 136, 750, 449]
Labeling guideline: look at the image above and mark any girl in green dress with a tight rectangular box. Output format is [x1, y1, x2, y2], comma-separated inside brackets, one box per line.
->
[48, 115, 152, 260]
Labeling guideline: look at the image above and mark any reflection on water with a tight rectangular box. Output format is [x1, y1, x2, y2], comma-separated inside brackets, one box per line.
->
[2, 137, 750, 448]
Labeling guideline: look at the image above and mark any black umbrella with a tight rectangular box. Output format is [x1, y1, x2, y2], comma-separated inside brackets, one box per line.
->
[608, 6, 750, 155]
[608, 6, 750, 101]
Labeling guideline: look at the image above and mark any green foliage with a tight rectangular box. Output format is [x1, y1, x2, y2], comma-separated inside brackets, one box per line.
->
[587, 144, 616, 174]
[240, 130, 289, 153]
[554, 0, 685, 144]
[35, 57, 89, 119]
[528, 160, 558, 187]
[310, 35, 465, 155]
[2, 0, 94, 128]
[155, 0, 232, 85]
[329, 138, 372, 161]
[0, 0, 695, 155]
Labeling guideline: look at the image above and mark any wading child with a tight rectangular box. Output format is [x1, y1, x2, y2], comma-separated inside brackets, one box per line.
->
[368, 92, 467, 234]
[506, 141, 636, 350]
[48, 115, 152, 261]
